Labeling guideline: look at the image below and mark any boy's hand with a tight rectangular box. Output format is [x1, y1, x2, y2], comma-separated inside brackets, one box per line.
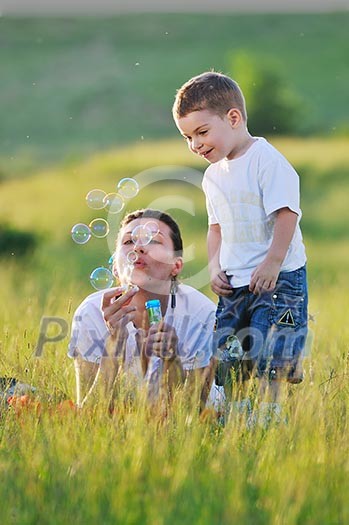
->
[249, 259, 281, 295]
[249, 207, 297, 295]
[210, 270, 233, 296]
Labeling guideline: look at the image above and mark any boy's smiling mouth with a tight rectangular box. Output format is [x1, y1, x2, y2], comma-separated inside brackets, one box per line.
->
[201, 148, 214, 159]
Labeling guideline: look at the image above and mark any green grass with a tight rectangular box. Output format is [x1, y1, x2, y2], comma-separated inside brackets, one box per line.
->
[1, 12, 349, 174]
[0, 284, 349, 524]
[0, 137, 349, 523]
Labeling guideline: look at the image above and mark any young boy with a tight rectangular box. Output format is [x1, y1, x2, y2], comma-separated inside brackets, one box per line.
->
[172, 72, 308, 421]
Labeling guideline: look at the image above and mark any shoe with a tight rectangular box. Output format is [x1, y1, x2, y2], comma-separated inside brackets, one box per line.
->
[254, 402, 287, 429]
[232, 397, 252, 416]
[228, 397, 253, 427]
[287, 362, 304, 384]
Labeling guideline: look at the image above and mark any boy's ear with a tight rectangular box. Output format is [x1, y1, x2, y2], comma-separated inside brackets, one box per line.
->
[226, 108, 243, 128]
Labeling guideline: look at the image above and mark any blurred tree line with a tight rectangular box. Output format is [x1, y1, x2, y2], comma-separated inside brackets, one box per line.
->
[0, 223, 37, 258]
[230, 51, 304, 136]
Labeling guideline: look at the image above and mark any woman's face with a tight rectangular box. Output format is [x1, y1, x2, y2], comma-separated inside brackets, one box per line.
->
[115, 218, 183, 292]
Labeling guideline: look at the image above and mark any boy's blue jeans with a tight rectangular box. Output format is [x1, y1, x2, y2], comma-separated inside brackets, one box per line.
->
[214, 265, 308, 381]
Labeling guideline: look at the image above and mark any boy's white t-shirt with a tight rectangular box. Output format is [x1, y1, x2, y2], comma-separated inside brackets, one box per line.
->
[202, 137, 307, 287]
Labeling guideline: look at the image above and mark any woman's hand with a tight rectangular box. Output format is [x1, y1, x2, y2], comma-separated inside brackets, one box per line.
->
[145, 321, 178, 361]
[102, 286, 138, 351]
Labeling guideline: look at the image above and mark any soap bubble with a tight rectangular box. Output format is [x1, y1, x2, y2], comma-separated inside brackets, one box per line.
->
[131, 224, 153, 247]
[103, 192, 125, 214]
[117, 178, 139, 199]
[108, 254, 118, 276]
[90, 267, 114, 290]
[86, 189, 106, 210]
[71, 223, 91, 245]
[124, 251, 138, 284]
[89, 218, 109, 238]
[127, 251, 138, 264]
[144, 220, 160, 237]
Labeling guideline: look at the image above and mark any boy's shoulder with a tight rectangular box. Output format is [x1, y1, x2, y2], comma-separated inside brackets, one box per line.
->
[254, 137, 291, 164]
[203, 137, 291, 179]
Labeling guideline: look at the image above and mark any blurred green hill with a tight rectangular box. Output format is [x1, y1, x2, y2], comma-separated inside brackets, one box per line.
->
[1, 13, 348, 173]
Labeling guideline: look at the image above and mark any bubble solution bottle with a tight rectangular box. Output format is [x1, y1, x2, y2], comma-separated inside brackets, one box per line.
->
[145, 299, 163, 398]
[145, 299, 162, 325]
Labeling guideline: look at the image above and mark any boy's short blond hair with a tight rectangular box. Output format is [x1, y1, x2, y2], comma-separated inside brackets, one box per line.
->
[173, 71, 247, 121]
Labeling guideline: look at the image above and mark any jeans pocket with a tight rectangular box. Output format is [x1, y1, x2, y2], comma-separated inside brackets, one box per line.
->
[277, 267, 305, 297]
[269, 291, 306, 328]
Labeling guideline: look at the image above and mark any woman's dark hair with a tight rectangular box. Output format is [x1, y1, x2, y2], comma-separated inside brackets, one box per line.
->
[120, 209, 183, 256]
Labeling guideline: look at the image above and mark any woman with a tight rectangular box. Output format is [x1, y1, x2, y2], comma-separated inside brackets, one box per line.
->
[68, 209, 218, 410]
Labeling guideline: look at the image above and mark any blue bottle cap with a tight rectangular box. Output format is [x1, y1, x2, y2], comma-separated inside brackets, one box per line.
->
[145, 299, 161, 309]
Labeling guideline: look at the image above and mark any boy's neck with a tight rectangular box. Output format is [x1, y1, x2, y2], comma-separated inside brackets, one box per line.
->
[226, 131, 256, 161]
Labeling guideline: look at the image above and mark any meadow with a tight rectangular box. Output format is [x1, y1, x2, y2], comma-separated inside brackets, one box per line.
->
[1, 10, 349, 524]
[0, 135, 349, 524]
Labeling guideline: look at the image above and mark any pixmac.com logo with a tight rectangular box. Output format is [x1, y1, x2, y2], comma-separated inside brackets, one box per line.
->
[34, 314, 314, 366]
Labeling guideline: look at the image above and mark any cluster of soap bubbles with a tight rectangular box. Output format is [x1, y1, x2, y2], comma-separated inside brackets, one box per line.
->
[71, 218, 110, 245]
[89, 220, 160, 291]
[70, 223, 92, 245]
[71, 178, 139, 245]
[70, 178, 140, 290]
[88, 178, 140, 211]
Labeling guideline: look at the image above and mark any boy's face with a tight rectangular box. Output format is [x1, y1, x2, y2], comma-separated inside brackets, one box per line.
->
[176, 109, 240, 163]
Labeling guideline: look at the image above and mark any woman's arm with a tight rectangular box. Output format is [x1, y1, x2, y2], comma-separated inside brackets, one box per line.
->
[73, 286, 138, 407]
[144, 321, 185, 404]
[185, 358, 217, 412]
[73, 356, 99, 407]
[143, 322, 215, 410]
[74, 338, 125, 409]
[161, 357, 186, 402]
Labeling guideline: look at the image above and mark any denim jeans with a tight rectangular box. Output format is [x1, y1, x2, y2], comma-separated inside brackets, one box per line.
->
[214, 265, 308, 380]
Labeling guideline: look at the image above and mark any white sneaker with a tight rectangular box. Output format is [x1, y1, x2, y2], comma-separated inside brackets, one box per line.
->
[232, 397, 252, 415]
[227, 397, 252, 425]
[255, 402, 286, 429]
